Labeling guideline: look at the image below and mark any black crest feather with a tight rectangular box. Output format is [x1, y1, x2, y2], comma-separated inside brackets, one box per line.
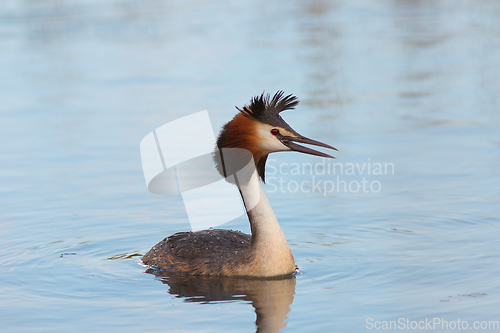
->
[237, 91, 299, 126]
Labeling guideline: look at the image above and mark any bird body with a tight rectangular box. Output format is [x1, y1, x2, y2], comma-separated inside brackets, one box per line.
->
[142, 91, 336, 277]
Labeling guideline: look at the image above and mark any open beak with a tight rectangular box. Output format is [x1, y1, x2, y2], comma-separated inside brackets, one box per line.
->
[280, 135, 338, 158]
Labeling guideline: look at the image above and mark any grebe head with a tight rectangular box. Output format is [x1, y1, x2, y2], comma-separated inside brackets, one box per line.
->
[216, 91, 338, 182]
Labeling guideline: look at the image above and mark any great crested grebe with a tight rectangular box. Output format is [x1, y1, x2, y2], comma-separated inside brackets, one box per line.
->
[142, 91, 337, 277]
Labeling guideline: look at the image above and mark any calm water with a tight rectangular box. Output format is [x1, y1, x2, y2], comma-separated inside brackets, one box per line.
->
[1, 0, 499, 332]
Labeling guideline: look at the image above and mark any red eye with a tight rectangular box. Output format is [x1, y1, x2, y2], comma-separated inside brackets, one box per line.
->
[271, 128, 279, 136]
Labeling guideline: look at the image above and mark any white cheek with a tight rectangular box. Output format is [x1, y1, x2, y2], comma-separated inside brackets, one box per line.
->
[256, 126, 290, 153]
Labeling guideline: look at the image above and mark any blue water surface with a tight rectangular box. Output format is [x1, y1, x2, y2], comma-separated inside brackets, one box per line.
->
[1, 1, 499, 332]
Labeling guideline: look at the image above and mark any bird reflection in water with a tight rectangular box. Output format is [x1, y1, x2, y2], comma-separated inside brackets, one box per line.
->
[145, 268, 296, 333]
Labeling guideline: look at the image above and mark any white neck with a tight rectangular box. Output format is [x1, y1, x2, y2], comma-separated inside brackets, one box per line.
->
[237, 168, 295, 276]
